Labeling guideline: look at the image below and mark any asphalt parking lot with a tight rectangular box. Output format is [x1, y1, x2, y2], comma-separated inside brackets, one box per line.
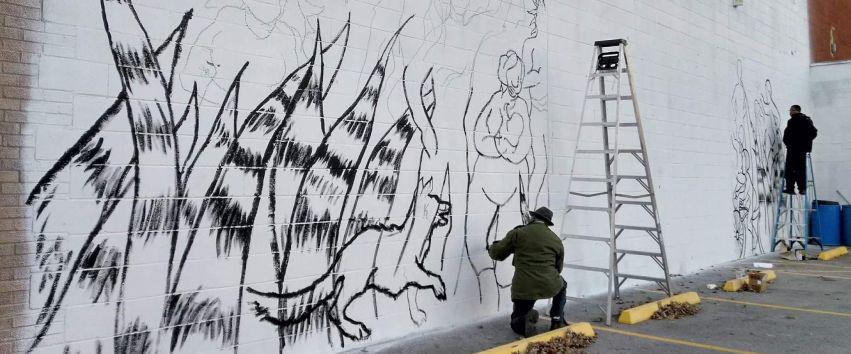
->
[357, 248, 851, 353]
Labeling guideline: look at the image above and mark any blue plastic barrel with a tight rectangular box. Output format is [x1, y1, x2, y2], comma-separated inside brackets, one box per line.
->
[842, 205, 851, 246]
[812, 201, 841, 246]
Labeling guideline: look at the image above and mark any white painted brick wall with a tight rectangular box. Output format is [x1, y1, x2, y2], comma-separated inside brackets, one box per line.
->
[547, 0, 810, 286]
[0, 0, 813, 353]
[811, 61, 851, 206]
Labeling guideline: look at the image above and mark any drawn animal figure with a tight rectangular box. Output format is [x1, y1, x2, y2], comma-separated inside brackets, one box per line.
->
[245, 51, 451, 349]
[23, 1, 486, 353]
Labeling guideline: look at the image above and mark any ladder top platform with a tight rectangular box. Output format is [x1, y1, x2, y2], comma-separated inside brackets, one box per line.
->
[595, 39, 627, 47]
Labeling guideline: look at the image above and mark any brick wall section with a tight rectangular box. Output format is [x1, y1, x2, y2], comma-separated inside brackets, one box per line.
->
[1, 0, 79, 351]
[0, 0, 39, 354]
[809, 0, 851, 62]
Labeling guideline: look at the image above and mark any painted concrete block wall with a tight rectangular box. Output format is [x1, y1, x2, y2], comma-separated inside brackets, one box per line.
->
[0, 0, 811, 353]
[811, 61, 851, 203]
[548, 0, 811, 295]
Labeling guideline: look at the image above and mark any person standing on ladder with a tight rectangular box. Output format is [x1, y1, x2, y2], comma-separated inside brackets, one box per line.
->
[488, 207, 568, 337]
[782, 105, 818, 194]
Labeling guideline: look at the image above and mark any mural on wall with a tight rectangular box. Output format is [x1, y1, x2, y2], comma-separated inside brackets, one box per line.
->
[460, 0, 548, 308]
[26, 0, 547, 353]
[731, 61, 784, 258]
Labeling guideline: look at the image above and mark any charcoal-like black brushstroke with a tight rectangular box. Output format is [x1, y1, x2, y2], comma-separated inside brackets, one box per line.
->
[258, 17, 446, 346]
[166, 292, 236, 351]
[247, 176, 449, 336]
[114, 318, 152, 354]
[77, 240, 122, 303]
[27, 2, 458, 353]
[26, 91, 132, 352]
[245, 24, 453, 349]
[26, 92, 127, 205]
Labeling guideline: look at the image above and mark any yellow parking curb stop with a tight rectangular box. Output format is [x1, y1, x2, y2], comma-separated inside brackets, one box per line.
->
[617, 292, 701, 324]
[722, 270, 776, 292]
[818, 246, 849, 261]
[477, 322, 595, 354]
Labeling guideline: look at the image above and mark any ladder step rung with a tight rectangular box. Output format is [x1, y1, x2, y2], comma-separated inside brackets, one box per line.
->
[572, 177, 613, 182]
[617, 175, 648, 180]
[562, 234, 611, 242]
[615, 224, 658, 231]
[619, 149, 644, 154]
[589, 69, 627, 78]
[564, 264, 610, 273]
[573, 175, 647, 182]
[590, 73, 618, 79]
[564, 295, 596, 304]
[581, 122, 638, 127]
[616, 200, 652, 205]
[586, 94, 633, 101]
[616, 273, 667, 282]
[567, 205, 610, 212]
[617, 249, 662, 257]
[576, 149, 643, 154]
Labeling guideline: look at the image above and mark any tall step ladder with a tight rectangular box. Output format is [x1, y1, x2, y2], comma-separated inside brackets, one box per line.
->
[770, 153, 823, 257]
[559, 39, 672, 326]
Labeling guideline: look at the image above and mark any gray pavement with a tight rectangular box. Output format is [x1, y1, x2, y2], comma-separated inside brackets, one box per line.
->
[352, 248, 851, 353]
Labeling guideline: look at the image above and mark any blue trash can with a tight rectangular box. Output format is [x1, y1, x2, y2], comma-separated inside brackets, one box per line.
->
[812, 201, 841, 246]
[842, 205, 851, 246]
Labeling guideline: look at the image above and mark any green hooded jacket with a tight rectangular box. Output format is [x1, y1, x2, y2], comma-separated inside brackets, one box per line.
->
[488, 221, 565, 300]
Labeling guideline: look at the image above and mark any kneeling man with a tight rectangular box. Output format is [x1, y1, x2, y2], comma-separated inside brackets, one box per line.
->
[488, 207, 567, 337]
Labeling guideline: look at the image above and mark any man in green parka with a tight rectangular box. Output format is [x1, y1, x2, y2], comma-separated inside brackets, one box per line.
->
[488, 206, 567, 337]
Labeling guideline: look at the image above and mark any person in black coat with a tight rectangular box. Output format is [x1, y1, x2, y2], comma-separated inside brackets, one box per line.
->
[782, 105, 817, 194]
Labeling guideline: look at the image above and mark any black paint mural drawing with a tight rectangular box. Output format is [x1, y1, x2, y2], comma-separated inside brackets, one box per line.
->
[459, 0, 548, 308]
[731, 61, 784, 258]
[27, 2, 453, 353]
[26, 0, 549, 353]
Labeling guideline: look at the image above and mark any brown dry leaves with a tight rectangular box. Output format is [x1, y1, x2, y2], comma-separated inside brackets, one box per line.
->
[518, 331, 598, 354]
[651, 302, 701, 320]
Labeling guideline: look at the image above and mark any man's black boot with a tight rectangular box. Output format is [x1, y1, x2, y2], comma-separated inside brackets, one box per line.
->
[510, 309, 539, 337]
[524, 309, 539, 337]
[550, 316, 568, 331]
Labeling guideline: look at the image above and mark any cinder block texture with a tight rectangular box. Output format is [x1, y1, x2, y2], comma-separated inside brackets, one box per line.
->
[1, 0, 812, 353]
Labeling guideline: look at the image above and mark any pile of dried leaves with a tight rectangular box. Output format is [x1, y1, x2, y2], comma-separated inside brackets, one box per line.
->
[518, 331, 598, 354]
[651, 302, 701, 320]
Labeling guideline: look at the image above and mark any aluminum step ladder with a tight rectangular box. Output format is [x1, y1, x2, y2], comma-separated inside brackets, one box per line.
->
[559, 39, 672, 326]
[771, 153, 823, 256]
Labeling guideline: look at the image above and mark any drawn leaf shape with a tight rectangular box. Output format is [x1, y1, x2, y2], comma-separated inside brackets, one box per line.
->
[286, 16, 412, 263]
[198, 64, 248, 257]
[265, 27, 327, 275]
[344, 107, 418, 245]
[319, 15, 351, 134]
[154, 10, 193, 95]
